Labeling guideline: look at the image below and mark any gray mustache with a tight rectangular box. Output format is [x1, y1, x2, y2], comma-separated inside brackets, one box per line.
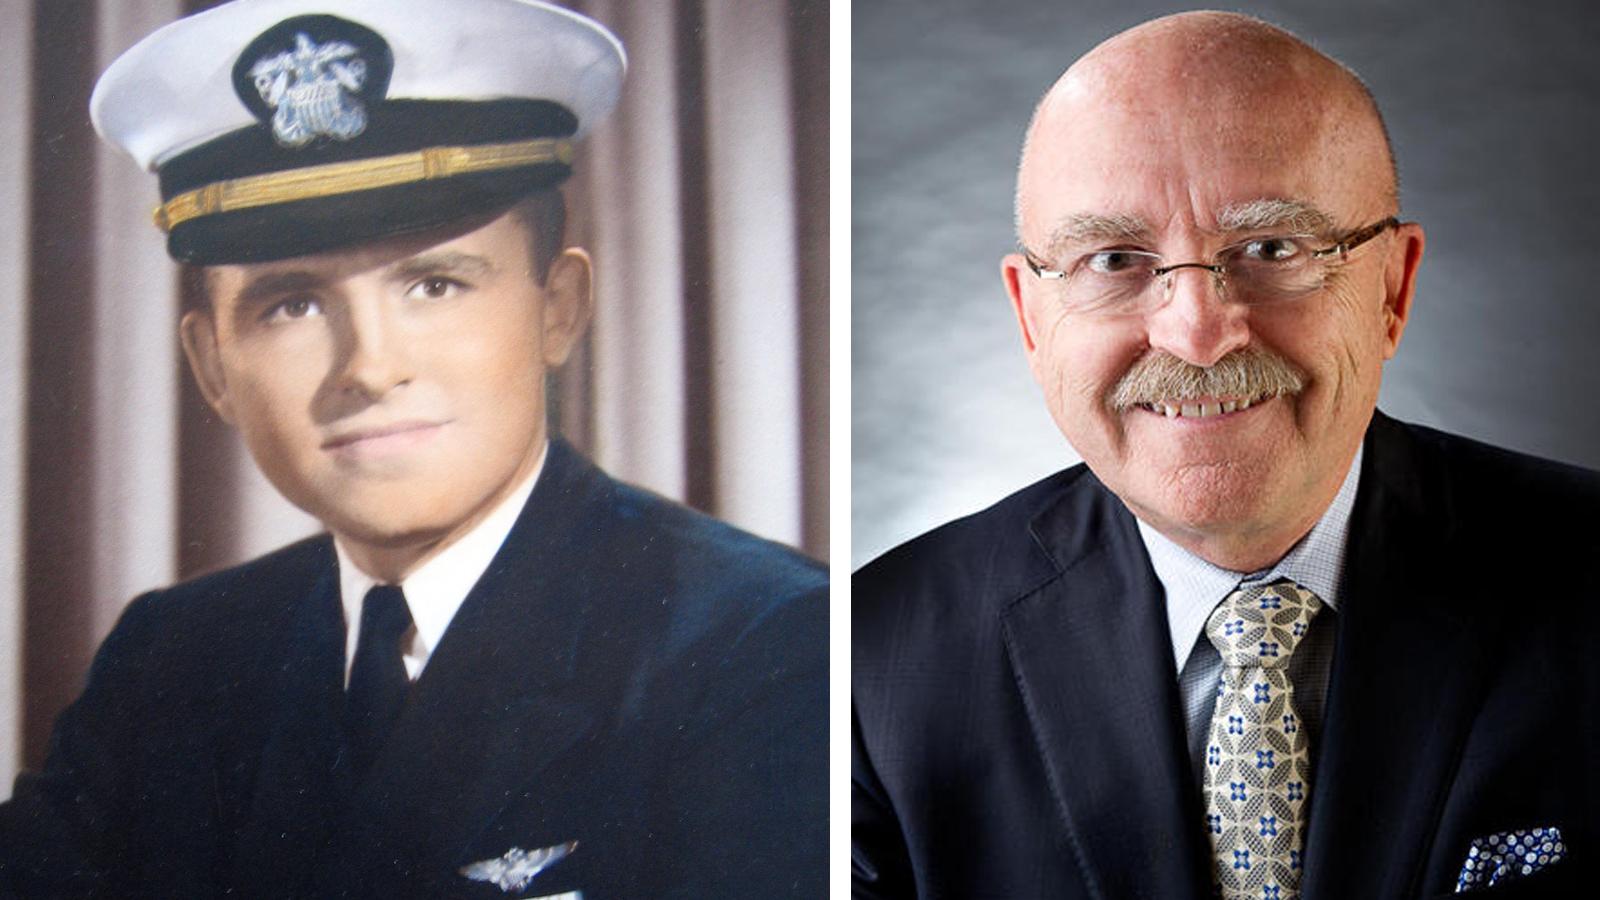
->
[1109, 346, 1306, 410]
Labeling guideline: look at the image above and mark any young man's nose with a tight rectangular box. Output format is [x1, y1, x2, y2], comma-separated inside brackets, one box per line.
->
[333, 298, 414, 399]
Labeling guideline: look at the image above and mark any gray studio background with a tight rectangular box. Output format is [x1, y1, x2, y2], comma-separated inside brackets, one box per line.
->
[853, 0, 1600, 567]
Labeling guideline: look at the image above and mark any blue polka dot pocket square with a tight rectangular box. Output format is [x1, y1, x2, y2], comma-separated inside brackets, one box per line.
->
[1454, 826, 1566, 892]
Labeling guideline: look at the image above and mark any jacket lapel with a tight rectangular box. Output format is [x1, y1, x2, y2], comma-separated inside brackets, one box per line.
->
[1301, 413, 1490, 900]
[326, 441, 624, 889]
[1001, 476, 1210, 900]
[224, 547, 349, 896]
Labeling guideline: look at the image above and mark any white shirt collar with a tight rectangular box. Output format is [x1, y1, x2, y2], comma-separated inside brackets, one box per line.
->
[335, 441, 547, 684]
[1137, 444, 1362, 674]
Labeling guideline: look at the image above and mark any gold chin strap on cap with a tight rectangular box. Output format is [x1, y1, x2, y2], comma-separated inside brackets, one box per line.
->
[152, 137, 575, 232]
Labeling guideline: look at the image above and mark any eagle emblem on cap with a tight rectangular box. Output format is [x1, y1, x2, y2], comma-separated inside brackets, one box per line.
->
[250, 32, 369, 147]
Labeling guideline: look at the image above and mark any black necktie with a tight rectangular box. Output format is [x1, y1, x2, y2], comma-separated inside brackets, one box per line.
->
[345, 584, 413, 775]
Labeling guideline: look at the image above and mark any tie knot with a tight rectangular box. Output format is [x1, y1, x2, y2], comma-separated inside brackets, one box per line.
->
[360, 584, 413, 646]
[1205, 578, 1322, 669]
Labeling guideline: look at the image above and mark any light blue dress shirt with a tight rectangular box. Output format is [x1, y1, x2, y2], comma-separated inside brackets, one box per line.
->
[1136, 446, 1362, 790]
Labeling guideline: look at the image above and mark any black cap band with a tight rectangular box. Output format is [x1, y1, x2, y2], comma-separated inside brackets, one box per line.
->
[158, 99, 578, 264]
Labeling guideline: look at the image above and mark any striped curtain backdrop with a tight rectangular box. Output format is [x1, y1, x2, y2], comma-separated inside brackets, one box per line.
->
[0, 0, 827, 785]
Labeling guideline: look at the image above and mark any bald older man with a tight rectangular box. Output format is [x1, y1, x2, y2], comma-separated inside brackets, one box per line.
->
[853, 12, 1599, 900]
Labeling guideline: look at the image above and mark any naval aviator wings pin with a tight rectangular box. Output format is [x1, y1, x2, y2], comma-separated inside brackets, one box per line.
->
[460, 840, 578, 894]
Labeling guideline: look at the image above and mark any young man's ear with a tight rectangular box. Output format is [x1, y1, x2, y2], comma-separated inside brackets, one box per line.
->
[540, 247, 593, 367]
[179, 310, 235, 424]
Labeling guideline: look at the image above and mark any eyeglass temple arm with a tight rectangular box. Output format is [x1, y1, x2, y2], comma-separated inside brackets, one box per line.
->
[1022, 251, 1065, 279]
[1313, 216, 1400, 258]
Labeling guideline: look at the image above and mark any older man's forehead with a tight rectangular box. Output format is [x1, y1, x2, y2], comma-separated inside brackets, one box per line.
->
[1019, 13, 1397, 249]
[1020, 91, 1384, 245]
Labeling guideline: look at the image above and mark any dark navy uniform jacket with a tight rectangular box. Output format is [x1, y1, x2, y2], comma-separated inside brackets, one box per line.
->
[2, 440, 827, 898]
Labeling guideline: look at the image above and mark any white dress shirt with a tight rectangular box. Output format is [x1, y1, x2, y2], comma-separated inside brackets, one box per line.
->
[1136, 445, 1362, 787]
[335, 442, 547, 685]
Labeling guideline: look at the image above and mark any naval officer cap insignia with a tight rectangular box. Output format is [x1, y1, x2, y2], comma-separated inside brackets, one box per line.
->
[90, 0, 625, 264]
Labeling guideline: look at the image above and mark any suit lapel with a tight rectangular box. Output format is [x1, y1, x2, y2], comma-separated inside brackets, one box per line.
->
[1001, 477, 1210, 900]
[225, 547, 349, 895]
[329, 441, 624, 887]
[1302, 414, 1491, 900]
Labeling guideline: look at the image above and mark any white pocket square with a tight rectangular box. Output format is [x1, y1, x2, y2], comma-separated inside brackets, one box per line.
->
[460, 840, 578, 894]
[1454, 826, 1565, 892]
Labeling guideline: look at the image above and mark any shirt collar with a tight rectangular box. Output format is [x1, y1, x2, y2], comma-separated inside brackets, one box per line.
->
[1137, 444, 1362, 673]
[336, 441, 547, 681]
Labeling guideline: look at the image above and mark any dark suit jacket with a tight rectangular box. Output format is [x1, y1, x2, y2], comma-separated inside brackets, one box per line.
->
[1, 440, 827, 898]
[854, 412, 1600, 899]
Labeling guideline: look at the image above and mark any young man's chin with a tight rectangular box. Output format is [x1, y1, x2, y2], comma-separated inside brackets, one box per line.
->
[323, 507, 462, 552]
[291, 478, 472, 539]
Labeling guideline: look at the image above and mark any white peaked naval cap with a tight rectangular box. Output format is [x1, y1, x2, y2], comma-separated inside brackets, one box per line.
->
[90, 0, 626, 264]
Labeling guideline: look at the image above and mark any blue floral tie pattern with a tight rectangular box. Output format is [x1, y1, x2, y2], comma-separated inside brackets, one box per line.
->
[1203, 579, 1322, 900]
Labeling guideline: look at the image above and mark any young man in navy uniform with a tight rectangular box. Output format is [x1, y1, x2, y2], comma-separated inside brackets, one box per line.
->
[0, 2, 825, 896]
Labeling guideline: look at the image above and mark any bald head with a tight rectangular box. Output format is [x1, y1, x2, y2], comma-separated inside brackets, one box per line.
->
[1015, 11, 1397, 247]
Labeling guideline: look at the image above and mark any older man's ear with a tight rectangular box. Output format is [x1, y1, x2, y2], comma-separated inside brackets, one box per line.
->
[1001, 253, 1042, 355]
[1380, 222, 1425, 359]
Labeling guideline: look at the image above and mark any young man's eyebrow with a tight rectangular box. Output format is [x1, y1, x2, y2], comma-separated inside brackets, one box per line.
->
[385, 251, 496, 283]
[229, 270, 330, 312]
[222, 251, 499, 315]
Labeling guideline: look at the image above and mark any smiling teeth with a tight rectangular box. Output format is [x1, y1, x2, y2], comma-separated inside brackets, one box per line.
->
[1145, 396, 1258, 419]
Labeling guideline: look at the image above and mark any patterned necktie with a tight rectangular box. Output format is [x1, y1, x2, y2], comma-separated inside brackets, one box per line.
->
[345, 584, 414, 775]
[1202, 578, 1323, 900]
